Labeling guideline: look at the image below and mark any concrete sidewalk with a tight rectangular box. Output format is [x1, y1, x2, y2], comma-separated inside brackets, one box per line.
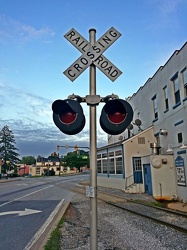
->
[80, 181, 187, 214]
[98, 186, 187, 213]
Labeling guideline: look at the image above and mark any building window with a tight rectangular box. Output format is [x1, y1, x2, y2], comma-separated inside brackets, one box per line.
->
[116, 157, 123, 174]
[97, 149, 123, 175]
[109, 158, 115, 174]
[163, 86, 169, 110]
[152, 95, 158, 120]
[178, 132, 183, 143]
[102, 153, 107, 158]
[115, 150, 122, 156]
[134, 158, 142, 171]
[97, 154, 101, 159]
[97, 160, 101, 173]
[173, 75, 181, 104]
[36, 167, 40, 174]
[109, 152, 114, 157]
[181, 67, 187, 97]
[102, 159, 107, 173]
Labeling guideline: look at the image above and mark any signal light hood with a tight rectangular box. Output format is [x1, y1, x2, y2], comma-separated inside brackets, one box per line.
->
[52, 99, 86, 135]
[100, 99, 133, 135]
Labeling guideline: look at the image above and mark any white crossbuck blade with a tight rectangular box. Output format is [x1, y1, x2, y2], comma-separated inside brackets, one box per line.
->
[63, 27, 122, 82]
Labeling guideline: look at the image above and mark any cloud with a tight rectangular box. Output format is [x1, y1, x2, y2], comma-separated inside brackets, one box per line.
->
[0, 82, 53, 135]
[0, 82, 107, 157]
[158, 0, 182, 14]
[0, 83, 51, 118]
[0, 14, 55, 43]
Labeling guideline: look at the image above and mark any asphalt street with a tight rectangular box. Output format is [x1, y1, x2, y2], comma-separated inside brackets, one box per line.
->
[0, 175, 87, 250]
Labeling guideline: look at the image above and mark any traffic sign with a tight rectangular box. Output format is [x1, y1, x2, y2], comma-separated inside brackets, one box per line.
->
[94, 54, 122, 81]
[63, 27, 122, 82]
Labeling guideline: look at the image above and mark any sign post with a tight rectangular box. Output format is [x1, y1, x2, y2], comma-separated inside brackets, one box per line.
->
[89, 28, 97, 250]
[63, 27, 122, 250]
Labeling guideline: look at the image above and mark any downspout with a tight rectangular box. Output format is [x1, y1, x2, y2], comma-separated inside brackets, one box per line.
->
[107, 148, 109, 178]
[159, 183, 162, 198]
[122, 144, 125, 179]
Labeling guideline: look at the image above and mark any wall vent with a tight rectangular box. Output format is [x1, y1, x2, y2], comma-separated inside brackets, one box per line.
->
[138, 137, 145, 144]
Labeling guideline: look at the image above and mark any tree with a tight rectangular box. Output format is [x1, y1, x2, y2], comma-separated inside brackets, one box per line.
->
[0, 125, 20, 174]
[21, 156, 36, 165]
[62, 150, 89, 172]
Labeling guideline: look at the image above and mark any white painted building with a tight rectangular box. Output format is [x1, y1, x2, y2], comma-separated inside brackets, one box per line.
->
[97, 42, 187, 202]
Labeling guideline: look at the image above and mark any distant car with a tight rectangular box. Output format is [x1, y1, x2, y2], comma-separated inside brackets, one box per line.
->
[1, 174, 8, 179]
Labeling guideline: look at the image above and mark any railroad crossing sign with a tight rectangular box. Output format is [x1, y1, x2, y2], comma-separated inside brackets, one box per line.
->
[63, 27, 122, 82]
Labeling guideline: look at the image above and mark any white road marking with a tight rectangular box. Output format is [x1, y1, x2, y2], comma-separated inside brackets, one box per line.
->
[0, 208, 42, 216]
[0, 185, 54, 208]
[23, 198, 65, 250]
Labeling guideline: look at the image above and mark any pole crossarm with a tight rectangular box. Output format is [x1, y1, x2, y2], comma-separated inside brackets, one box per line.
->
[67, 93, 119, 106]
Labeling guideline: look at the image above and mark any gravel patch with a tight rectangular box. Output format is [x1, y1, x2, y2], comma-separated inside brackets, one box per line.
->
[60, 196, 187, 250]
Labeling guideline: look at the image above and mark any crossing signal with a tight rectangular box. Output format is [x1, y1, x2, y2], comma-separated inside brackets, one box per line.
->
[52, 98, 132, 136]
[100, 99, 133, 135]
[52, 99, 85, 135]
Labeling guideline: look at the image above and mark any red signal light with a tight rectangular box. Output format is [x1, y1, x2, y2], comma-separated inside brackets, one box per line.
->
[52, 99, 85, 135]
[107, 106, 126, 124]
[100, 99, 133, 135]
[60, 111, 76, 124]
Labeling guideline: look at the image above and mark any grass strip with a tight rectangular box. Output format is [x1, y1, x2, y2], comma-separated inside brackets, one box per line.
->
[44, 217, 64, 250]
[133, 200, 167, 208]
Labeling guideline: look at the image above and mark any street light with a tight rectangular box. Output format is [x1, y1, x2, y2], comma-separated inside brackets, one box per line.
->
[166, 144, 173, 153]
[180, 140, 187, 149]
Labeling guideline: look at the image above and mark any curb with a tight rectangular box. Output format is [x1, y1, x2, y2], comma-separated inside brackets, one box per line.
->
[0, 178, 21, 183]
[30, 201, 71, 250]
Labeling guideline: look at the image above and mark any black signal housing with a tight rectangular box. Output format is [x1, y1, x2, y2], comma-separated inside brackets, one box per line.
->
[100, 99, 133, 135]
[52, 99, 85, 135]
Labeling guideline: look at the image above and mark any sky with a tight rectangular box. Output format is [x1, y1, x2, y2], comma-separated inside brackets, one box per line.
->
[0, 0, 187, 158]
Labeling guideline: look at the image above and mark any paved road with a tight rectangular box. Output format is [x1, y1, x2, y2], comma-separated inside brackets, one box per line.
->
[0, 175, 88, 250]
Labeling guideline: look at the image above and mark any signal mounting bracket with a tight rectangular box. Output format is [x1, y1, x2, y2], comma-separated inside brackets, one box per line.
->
[101, 94, 119, 103]
[68, 94, 84, 103]
[85, 95, 101, 106]
[67, 93, 120, 105]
